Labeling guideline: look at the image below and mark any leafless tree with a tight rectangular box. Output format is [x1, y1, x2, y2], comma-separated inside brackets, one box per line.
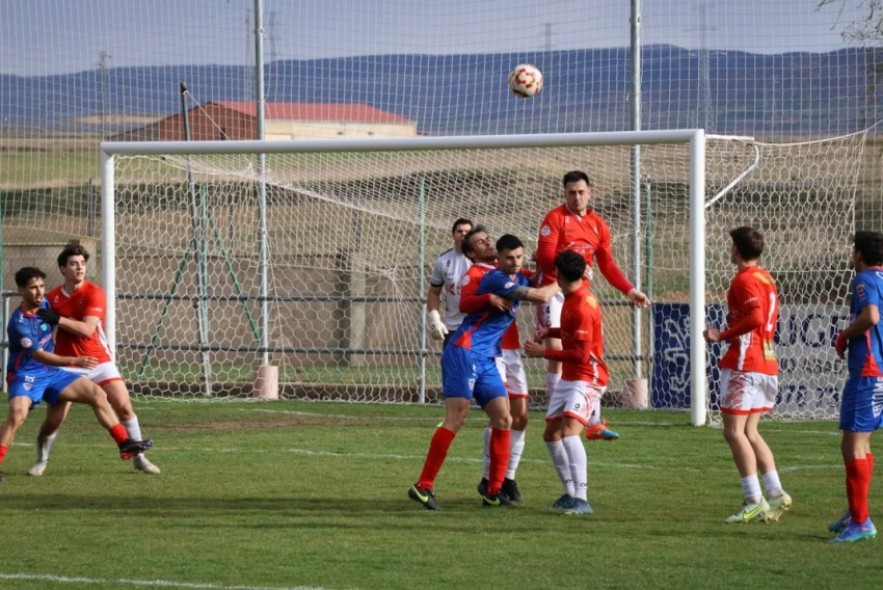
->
[819, 0, 883, 42]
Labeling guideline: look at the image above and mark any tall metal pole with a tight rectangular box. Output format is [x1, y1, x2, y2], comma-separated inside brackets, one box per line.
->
[630, 0, 644, 379]
[254, 0, 270, 366]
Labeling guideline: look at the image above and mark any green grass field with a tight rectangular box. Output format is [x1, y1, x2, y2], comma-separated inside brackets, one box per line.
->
[0, 400, 879, 590]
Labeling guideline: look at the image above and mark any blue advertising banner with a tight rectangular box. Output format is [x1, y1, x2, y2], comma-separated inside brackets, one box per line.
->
[651, 302, 847, 415]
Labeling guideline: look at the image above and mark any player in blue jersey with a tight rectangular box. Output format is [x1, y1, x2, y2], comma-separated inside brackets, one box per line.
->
[408, 229, 559, 509]
[0, 267, 152, 480]
[829, 231, 883, 542]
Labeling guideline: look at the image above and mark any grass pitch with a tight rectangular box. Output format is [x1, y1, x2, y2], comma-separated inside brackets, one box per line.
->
[0, 400, 879, 590]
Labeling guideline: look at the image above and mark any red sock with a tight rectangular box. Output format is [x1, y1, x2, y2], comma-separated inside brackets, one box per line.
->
[868, 452, 875, 474]
[488, 428, 511, 496]
[845, 457, 872, 523]
[417, 426, 455, 489]
[109, 423, 128, 444]
[0, 444, 7, 465]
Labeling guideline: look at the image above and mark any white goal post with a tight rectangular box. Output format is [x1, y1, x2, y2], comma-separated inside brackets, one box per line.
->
[101, 129, 711, 422]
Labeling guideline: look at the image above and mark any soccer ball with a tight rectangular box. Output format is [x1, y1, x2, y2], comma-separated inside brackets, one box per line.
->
[508, 64, 543, 98]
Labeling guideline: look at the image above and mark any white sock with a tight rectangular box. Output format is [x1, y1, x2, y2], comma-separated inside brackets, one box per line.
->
[481, 426, 491, 479]
[545, 439, 574, 496]
[761, 470, 783, 498]
[546, 372, 560, 397]
[741, 474, 763, 504]
[123, 416, 143, 441]
[506, 428, 526, 479]
[562, 435, 588, 502]
[589, 398, 602, 426]
[36, 431, 58, 463]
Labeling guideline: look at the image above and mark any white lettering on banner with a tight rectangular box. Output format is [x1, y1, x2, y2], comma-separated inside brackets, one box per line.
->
[773, 304, 847, 413]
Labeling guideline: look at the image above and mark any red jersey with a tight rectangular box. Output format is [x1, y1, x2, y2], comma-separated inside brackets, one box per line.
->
[719, 266, 778, 375]
[47, 281, 113, 363]
[535, 205, 633, 294]
[547, 284, 608, 385]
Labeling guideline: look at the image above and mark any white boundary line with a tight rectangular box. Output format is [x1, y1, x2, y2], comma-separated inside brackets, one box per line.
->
[0, 572, 343, 590]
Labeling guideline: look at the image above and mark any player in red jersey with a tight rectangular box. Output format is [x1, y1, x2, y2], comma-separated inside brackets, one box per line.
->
[535, 170, 650, 441]
[30, 243, 160, 476]
[703, 226, 791, 524]
[525, 250, 609, 515]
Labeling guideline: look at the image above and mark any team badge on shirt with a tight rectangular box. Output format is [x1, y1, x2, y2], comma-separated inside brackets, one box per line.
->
[540, 224, 552, 237]
[21, 337, 32, 348]
[460, 275, 471, 287]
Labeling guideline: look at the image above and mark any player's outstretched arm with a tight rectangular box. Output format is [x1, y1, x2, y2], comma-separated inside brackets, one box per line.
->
[31, 349, 98, 369]
[38, 308, 100, 338]
[506, 283, 558, 304]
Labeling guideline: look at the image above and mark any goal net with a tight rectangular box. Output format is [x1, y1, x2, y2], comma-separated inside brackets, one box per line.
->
[101, 129, 865, 421]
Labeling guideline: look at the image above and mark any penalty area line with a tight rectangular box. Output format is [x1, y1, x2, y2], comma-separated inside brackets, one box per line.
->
[0, 572, 344, 590]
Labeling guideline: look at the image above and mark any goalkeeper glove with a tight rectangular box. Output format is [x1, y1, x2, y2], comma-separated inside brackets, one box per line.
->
[37, 307, 60, 326]
[428, 309, 449, 341]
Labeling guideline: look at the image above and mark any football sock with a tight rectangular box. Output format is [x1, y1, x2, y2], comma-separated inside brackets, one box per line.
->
[506, 428, 526, 479]
[741, 474, 763, 504]
[123, 416, 143, 441]
[481, 426, 491, 479]
[589, 398, 602, 427]
[846, 457, 871, 524]
[417, 426, 455, 489]
[562, 434, 588, 501]
[761, 469, 783, 498]
[36, 431, 58, 463]
[0, 444, 7, 465]
[488, 428, 511, 495]
[109, 423, 129, 445]
[545, 439, 574, 496]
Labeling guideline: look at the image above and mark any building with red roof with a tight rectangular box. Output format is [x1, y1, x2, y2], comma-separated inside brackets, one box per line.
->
[109, 101, 416, 141]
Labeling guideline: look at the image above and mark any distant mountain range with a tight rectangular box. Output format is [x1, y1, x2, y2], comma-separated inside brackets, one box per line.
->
[2, 45, 882, 138]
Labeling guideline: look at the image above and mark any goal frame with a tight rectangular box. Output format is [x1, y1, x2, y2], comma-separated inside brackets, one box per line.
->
[100, 129, 709, 425]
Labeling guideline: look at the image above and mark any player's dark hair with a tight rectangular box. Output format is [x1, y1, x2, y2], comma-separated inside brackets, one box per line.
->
[729, 226, 764, 261]
[495, 234, 524, 253]
[57, 241, 90, 268]
[853, 230, 883, 266]
[461, 224, 488, 258]
[15, 266, 46, 288]
[555, 249, 587, 282]
[562, 170, 592, 188]
[451, 218, 473, 234]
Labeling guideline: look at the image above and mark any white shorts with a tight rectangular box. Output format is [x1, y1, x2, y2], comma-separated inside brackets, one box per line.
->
[719, 369, 777, 415]
[63, 361, 124, 387]
[536, 290, 565, 332]
[545, 379, 606, 425]
[494, 349, 529, 398]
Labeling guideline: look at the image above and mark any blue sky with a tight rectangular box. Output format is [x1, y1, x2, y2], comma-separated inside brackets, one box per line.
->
[0, 0, 871, 76]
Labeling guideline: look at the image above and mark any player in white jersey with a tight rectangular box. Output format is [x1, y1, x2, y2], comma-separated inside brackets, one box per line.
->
[427, 218, 474, 345]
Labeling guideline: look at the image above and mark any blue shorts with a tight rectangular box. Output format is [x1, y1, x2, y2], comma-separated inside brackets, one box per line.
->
[7, 368, 81, 409]
[440, 345, 507, 408]
[839, 375, 883, 432]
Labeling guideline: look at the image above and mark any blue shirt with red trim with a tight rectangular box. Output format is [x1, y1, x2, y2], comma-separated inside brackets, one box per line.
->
[451, 269, 529, 358]
[847, 266, 883, 378]
[6, 301, 56, 383]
